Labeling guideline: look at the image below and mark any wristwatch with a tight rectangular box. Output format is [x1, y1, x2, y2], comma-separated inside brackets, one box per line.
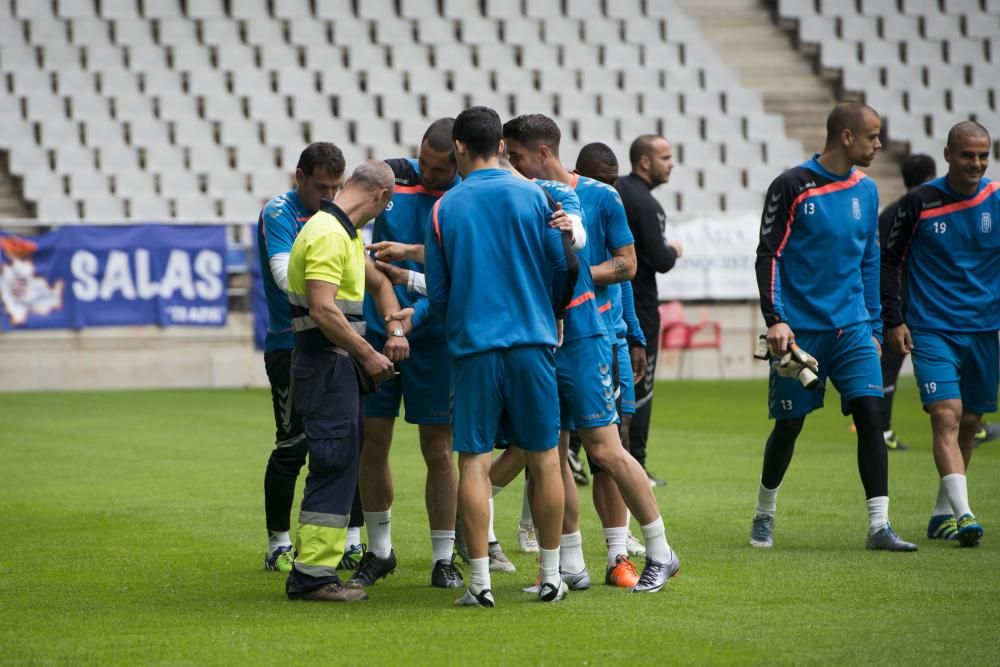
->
[390, 327, 405, 338]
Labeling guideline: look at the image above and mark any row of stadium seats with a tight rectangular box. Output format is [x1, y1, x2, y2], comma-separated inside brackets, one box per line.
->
[777, 0, 1000, 176]
[4, 0, 689, 20]
[0, 0, 804, 220]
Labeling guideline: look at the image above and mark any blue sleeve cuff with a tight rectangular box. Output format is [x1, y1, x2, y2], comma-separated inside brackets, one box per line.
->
[411, 298, 431, 329]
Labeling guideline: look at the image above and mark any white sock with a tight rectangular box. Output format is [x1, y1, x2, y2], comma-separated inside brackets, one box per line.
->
[640, 517, 672, 563]
[559, 531, 586, 573]
[933, 478, 953, 516]
[866, 496, 889, 534]
[756, 480, 779, 517]
[430, 529, 454, 564]
[364, 510, 392, 558]
[469, 556, 491, 594]
[267, 530, 291, 555]
[942, 473, 972, 517]
[520, 482, 533, 527]
[346, 526, 361, 547]
[883, 429, 894, 440]
[539, 547, 560, 588]
[487, 497, 497, 543]
[603, 526, 628, 566]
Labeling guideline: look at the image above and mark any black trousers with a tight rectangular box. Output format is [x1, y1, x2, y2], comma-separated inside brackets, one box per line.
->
[878, 342, 906, 433]
[627, 307, 661, 469]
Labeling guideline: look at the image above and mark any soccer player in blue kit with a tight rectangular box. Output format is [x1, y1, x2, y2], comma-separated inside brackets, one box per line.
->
[503, 115, 678, 590]
[881, 121, 999, 547]
[349, 119, 467, 590]
[424, 106, 578, 606]
[749, 101, 917, 552]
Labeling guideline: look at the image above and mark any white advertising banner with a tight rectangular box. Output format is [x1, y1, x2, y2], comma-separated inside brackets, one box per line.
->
[655, 213, 761, 301]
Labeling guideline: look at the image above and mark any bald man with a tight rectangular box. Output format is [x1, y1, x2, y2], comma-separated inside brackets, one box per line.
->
[881, 121, 999, 547]
[750, 101, 916, 553]
[284, 160, 411, 602]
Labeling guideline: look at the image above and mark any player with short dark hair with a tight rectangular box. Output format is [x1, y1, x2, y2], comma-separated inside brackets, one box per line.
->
[349, 118, 467, 591]
[576, 142, 653, 558]
[877, 154, 937, 452]
[881, 121, 998, 547]
[504, 114, 679, 592]
[424, 105, 578, 606]
[258, 142, 365, 573]
[749, 101, 916, 552]
[576, 142, 620, 187]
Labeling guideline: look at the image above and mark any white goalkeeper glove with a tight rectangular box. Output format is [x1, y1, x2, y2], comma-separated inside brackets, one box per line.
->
[754, 336, 820, 389]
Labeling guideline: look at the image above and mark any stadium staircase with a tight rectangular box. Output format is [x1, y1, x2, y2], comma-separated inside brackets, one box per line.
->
[680, 0, 907, 204]
[0, 157, 32, 219]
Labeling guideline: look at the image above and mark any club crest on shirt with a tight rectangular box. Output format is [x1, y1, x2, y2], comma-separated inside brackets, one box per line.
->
[981, 212, 992, 234]
[851, 197, 861, 220]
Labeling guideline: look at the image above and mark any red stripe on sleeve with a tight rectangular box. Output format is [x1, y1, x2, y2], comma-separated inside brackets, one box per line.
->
[432, 198, 443, 245]
[919, 181, 1000, 220]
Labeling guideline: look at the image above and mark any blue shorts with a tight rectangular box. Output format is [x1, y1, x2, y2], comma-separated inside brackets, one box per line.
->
[911, 329, 999, 414]
[363, 334, 451, 424]
[558, 335, 617, 431]
[768, 322, 883, 420]
[452, 345, 560, 454]
[616, 337, 636, 416]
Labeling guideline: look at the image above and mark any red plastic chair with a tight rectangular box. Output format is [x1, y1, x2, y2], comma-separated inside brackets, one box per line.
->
[657, 301, 724, 378]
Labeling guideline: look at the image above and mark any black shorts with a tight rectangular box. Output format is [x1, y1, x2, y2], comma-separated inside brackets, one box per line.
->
[264, 348, 304, 446]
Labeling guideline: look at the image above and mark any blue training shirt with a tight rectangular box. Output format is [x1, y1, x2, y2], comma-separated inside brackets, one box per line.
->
[534, 178, 606, 343]
[364, 158, 458, 342]
[755, 154, 882, 338]
[424, 168, 577, 359]
[572, 173, 635, 334]
[257, 189, 313, 352]
[882, 176, 1000, 332]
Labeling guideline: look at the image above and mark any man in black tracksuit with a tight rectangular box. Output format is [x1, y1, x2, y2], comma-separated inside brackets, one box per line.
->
[614, 135, 682, 485]
[876, 153, 936, 451]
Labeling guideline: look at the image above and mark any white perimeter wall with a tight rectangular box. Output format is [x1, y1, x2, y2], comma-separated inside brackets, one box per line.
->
[0, 306, 913, 392]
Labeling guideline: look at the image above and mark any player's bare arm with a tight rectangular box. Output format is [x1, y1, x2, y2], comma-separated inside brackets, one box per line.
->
[374, 259, 410, 287]
[364, 260, 414, 360]
[591, 244, 637, 285]
[366, 240, 425, 263]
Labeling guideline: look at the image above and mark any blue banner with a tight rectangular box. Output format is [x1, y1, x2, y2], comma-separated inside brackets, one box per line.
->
[0, 225, 228, 331]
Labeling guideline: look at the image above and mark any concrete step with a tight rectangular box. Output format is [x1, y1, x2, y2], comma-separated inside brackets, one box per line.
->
[680, 2, 762, 17]
[700, 26, 789, 42]
[697, 16, 773, 30]
[736, 61, 820, 77]
[679, 0, 904, 200]
[743, 77, 833, 94]
[716, 49, 809, 67]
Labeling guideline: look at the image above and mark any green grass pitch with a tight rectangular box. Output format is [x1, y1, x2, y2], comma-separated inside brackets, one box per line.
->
[2, 380, 998, 665]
